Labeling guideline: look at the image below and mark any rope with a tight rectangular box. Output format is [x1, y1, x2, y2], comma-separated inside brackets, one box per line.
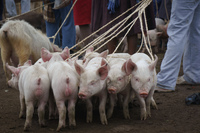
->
[155, 0, 159, 17]
[74, 0, 154, 62]
[0, 2, 54, 23]
[48, 0, 78, 44]
[72, 0, 146, 60]
[164, 0, 169, 21]
[69, 1, 143, 53]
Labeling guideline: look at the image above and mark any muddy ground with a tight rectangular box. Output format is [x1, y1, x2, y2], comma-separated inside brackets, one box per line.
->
[0, 52, 200, 133]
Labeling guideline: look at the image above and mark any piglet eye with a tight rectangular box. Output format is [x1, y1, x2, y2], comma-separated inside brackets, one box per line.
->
[148, 78, 151, 82]
[135, 78, 139, 82]
[90, 80, 96, 85]
[117, 77, 123, 81]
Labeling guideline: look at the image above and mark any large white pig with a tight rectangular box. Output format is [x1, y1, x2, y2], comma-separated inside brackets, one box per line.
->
[74, 56, 109, 125]
[124, 53, 158, 120]
[0, 20, 61, 82]
[6, 60, 50, 131]
[41, 47, 79, 131]
[106, 57, 132, 119]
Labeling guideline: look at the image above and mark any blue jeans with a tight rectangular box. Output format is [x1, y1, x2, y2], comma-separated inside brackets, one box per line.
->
[157, 0, 200, 90]
[45, 0, 76, 49]
[5, 0, 30, 17]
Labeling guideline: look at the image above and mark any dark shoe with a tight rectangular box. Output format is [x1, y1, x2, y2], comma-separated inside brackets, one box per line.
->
[185, 93, 200, 105]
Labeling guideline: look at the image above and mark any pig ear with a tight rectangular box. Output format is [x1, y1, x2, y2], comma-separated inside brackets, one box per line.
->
[98, 59, 109, 80]
[121, 61, 127, 74]
[98, 50, 109, 58]
[24, 60, 32, 66]
[6, 63, 20, 76]
[74, 60, 84, 75]
[41, 47, 53, 62]
[60, 47, 70, 60]
[125, 59, 137, 75]
[149, 55, 158, 71]
[156, 32, 163, 37]
[86, 46, 94, 54]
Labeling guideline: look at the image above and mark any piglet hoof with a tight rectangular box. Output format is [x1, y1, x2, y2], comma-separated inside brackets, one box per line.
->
[24, 124, 31, 131]
[69, 125, 76, 130]
[151, 103, 158, 110]
[101, 117, 108, 125]
[40, 122, 46, 128]
[124, 114, 130, 119]
[69, 121, 76, 129]
[19, 113, 25, 119]
[106, 111, 113, 119]
[140, 113, 147, 120]
[86, 116, 92, 123]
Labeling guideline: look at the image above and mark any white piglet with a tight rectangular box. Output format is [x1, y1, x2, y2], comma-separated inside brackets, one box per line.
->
[6, 60, 50, 131]
[74, 56, 109, 125]
[106, 57, 132, 119]
[124, 53, 158, 120]
[41, 47, 79, 131]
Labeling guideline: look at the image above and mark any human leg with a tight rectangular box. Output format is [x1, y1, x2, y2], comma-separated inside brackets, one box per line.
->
[182, 1, 200, 84]
[60, 0, 76, 49]
[127, 34, 138, 55]
[0, 0, 3, 20]
[21, 0, 30, 14]
[107, 38, 117, 54]
[5, 0, 17, 17]
[45, 10, 61, 47]
[156, 0, 197, 90]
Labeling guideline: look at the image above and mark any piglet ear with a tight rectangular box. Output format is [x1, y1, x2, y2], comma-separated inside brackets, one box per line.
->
[24, 60, 32, 66]
[60, 47, 70, 60]
[149, 55, 158, 71]
[156, 32, 163, 37]
[98, 59, 109, 80]
[125, 59, 137, 75]
[74, 61, 84, 75]
[99, 50, 109, 58]
[121, 61, 127, 74]
[6, 63, 20, 77]
[41, 47, 52, 62]
[86, 46, 94, 54]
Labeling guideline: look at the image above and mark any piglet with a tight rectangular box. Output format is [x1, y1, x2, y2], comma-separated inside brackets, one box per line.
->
[41, 47, 79, 131]
[124, 53, 158, 120]
[106, 57, 132, 119]
[74, 56, 109, 125]
[6, 60, 50, 131]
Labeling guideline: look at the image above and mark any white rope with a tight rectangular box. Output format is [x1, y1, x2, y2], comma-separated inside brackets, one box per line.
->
[72, 0, 151, 60]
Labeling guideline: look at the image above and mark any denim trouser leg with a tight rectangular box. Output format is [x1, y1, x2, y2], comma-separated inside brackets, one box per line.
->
[21, 0, 30, 14]
[45, 18, 61, 47]
[5, 0, 17, 17]
[183, 1, 200, 84]
[60, 1, 76, 49]
[157, 0, 200, 90]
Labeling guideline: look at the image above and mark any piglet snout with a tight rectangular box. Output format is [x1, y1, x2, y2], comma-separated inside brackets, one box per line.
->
[78, 93, 87, 99]
[139, 92, 148, 98]
[108, 88, 116, 94]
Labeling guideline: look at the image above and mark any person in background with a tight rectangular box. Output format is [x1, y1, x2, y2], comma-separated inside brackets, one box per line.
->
[43, 0, 76, 50]
[5, 0, 30, 17]
[0, 0, 3, 20]
[156, 0, 200, 92]
[73, 0, 92, 46]
[91, 0, 155, 55]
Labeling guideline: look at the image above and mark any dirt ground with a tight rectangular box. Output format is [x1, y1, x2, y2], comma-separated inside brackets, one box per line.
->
[0, 52, 200, 133]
